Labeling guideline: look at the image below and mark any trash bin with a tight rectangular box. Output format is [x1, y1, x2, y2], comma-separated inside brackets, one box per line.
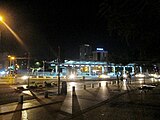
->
[61, 81, 67, 95]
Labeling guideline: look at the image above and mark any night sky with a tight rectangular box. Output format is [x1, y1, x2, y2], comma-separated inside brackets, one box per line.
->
[0, 0, 160, 63]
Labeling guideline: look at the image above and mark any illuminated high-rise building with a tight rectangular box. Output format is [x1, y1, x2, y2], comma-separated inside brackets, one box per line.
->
[79, 44, 92, 60]
[92, 48, 108, 61]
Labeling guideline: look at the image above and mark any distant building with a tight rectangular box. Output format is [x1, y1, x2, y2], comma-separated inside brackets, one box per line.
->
[47, 60, 136, 77]
[92, 48, 108, 61]
[79, 44, 92, 60]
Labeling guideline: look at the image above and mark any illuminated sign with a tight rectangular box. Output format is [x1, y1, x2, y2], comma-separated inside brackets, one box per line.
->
[96, 48, 104, 51]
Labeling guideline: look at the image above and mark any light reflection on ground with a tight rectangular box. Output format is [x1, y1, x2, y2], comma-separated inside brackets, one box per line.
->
[22, 110, 28, 120]
[22, 90, 32, 96]
[100, 81, 108, 87]
[122, 80, 127, 90]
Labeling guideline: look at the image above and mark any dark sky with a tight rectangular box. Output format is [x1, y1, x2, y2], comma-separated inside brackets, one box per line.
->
[0, 0, 160, 63]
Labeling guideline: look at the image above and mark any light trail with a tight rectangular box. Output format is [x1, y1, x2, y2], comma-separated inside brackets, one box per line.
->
[0, 20, 28, 52]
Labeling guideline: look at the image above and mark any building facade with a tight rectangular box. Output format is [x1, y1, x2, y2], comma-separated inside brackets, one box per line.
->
[48, 60, 136, 78]
[92, 48, 108, 61]
[79, 44, 92, 60]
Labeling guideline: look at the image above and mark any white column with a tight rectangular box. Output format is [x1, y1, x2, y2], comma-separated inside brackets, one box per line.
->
[102, 66, 104, 74]
[113, 66, 115, 75]
[89, 66, 91, 76]
[140, 66, 142, 73]
[132, 67, 134, 74]
[123, 66, 126, 74]
[55, 65, 58, 74]
[106, 65, 108, 73]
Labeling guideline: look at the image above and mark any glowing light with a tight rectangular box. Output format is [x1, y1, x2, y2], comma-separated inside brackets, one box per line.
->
[8, 55, 15, 60]
[0, 71, 5, 75]
[11, 57, 15, 60]
[70, 82, 76, 86]
[15, 64, 19, 69]
[139, 80, 143, 84]
[122, 80, 127, 90]
[100, 81, 107, 87]
[22, 76, 29, 80]
[84, 67, 88, 72]
[22, 90, 32, 96]
[69, 74, 75, 79]
[0, 16, 3, 21]
[123, 73, 128, 78]
[153, 74, 160, 79]
[99, 74, 110, 79]
[0, 17, 28, 51]
[135, 73, 145, 77]
[98, 66, 101, 68]
[138, 78, 144, 81]
[96, 48, 104, 51]
[151, 78, 154, 82]
[22, 111, 28, 120]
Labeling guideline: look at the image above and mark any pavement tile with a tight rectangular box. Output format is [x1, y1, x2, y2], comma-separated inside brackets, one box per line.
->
[0, 80, 159, 120]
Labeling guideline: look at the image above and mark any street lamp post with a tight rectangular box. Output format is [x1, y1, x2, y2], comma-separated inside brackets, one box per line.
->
[27, 52, 30, 88]
[43, 61, 45, 76]
[57, 46, 61, 95]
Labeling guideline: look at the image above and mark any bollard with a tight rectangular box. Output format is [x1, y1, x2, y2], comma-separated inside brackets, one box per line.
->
[116, 81, 118, 85]
[72, 86, 76, 96]
[44, 91, 48, 98]
[111, 81, 113, 85]
[84, 85, 86, 90]
[18, 94, 23, 104]
[106, 82, 108, 87]
[99, 83, 101, 87]
[91, 84, 94, 88]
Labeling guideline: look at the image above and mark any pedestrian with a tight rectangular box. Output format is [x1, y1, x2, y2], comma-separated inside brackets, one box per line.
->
[34, 82, 38, 88]
[116, 74, 119, 84]
[120, 75, 123, 83]
[43, 81, 47, 87]
[128, 73, 132, 84]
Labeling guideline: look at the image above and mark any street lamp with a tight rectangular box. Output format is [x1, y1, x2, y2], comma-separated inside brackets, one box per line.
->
[0, 15, 30, 85]
[0, 15, 28, 51]
[0, 16, 3, 21]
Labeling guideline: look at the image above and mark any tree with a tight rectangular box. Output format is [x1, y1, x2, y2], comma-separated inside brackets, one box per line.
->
[99, 0, 160, 62]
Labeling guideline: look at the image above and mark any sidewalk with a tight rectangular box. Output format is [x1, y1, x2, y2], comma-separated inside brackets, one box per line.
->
[0, 81, 159, 120]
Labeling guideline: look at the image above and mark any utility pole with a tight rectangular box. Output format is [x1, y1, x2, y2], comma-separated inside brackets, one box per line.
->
[27, 52, 30, 88]
[57, 46, 61, 95]
[43, 61, 45, 76]
[0, 31, 2, 52]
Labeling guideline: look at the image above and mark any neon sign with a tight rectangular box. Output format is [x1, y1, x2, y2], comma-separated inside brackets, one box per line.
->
[96, 48, 104, 51]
